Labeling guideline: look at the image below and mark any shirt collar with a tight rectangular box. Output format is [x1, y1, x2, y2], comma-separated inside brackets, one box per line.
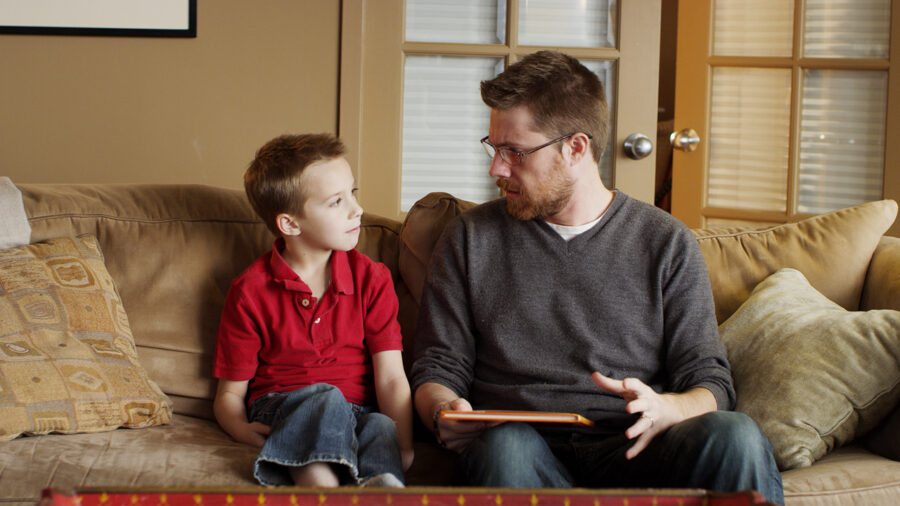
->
[268, 238, 354, 295]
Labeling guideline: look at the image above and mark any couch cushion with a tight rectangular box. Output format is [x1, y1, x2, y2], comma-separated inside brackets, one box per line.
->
[0, 414, 257, 504]
[719, 268, 900, 470]
[865, 403, 900, 462]
[862, 236, 900, 312]
[399, 192, 477, 305]
[0, 235, 172, 440]
[0, 176, 30, 249]
[398, 193, 477, 364]
[782, 445, 900, 506]
[694, 199, 897, 323]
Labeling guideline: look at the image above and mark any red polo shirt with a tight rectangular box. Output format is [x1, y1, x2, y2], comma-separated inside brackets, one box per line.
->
[213, 240, 403, 406]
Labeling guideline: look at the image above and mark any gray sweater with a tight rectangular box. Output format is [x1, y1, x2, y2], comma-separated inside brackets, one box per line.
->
[410, 192, 735, 430]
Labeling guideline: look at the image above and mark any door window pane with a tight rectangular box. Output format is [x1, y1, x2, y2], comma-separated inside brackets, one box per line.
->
[405, 0, 505, 44]
[517, 0, 615, 48]
[713, 0, 793, 57]
[803, 0, 890, 58]
[581, 60, 616, 188]
[707, 67, 792, 211]
[798, 70, 886, 214]
[401, 56, 503, 211]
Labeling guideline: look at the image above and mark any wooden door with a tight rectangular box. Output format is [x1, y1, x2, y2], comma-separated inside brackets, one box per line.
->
[671, 0, 899, 237]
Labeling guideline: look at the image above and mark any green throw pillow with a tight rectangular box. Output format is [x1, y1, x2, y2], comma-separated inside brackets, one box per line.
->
[718, 268, 900, 470]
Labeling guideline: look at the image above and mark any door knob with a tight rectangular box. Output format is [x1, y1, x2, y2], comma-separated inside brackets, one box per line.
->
[670, 128, 700, 152]
[623, 133, 653, 160]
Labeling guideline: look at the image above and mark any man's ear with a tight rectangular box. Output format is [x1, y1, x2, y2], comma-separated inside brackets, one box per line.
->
[276, 213, 301, 236]
[567, 132, 592, 165]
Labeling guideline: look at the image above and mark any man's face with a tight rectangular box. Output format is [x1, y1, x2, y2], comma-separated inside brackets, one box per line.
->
[486, 106, 575, 221]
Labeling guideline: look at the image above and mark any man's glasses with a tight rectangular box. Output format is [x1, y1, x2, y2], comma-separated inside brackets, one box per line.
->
[480, 132, 592, 166]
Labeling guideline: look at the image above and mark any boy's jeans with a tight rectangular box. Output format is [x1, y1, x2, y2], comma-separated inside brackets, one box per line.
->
[457, 411, 784, 505]
[248, 383, 403, 486]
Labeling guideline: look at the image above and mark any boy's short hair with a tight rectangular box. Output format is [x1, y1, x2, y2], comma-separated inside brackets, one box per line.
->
[244, 133, 346, 235]
[480, 50, 609, 163]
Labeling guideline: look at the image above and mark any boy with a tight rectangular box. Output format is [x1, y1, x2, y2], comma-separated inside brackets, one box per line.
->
[213, 133, 413, 487]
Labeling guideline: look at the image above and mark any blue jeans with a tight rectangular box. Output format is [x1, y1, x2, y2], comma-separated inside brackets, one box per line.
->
[457, 411, 784, 505]
[248, 383, 404, 486]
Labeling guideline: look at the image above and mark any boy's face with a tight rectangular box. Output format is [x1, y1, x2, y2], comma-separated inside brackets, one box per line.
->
[293, 157, 362, 253]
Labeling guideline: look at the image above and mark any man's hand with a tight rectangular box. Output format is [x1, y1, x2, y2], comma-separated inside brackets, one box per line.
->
[431, 397, 499, 453]
[592, 371, 693, 460]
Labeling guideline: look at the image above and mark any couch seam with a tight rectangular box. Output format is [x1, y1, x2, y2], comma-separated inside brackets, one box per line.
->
[362, 223, 400, 236]
[28, 213, 263, 225]
[695, 224, 791, 240]
[785, 479, 900, 497]
[29, 214, 401, 234]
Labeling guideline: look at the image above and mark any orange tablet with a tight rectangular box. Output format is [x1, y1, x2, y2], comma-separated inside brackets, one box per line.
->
[440, 410, 594, 427]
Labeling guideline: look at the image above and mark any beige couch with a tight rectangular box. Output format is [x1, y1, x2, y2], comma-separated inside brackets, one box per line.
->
[1, 184, 898, 505]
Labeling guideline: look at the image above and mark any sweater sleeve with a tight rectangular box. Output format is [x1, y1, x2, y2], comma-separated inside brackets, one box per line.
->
[409, 217, 477, 398]
[661, 227, 736, 410]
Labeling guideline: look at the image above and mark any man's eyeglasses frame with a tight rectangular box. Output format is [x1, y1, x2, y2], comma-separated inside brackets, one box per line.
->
[480, 132, 593, 166]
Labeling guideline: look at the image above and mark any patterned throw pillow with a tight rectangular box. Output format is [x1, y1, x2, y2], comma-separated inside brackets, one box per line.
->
[0, 235, 172, 440]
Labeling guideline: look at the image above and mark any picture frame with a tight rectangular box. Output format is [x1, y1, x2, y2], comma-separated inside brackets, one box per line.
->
[0, 0, 196, 38]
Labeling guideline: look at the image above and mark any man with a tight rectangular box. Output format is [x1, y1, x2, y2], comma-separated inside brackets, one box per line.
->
[409, 50, 783, 504]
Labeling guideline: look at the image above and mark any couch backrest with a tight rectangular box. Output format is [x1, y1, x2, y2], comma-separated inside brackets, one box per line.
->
[399, 192, 897, 325]
[19, 184, 897, 418]
[20, 184, 404, 419]
[693, 199, 897, 322]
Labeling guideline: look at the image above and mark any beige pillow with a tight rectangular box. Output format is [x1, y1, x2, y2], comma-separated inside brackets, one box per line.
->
[695, 199, 897, 323]
[719, 268, 900, 470]
[0, 235, 172, 440]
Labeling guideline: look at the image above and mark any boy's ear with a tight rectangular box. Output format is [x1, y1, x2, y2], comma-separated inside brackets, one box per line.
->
[276, 213, 302, 236]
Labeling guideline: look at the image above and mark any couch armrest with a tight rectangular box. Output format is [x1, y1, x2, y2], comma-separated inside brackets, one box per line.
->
[860, 236, 900, 311]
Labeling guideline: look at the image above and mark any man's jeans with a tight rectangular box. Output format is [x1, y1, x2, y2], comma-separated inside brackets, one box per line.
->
[457, 411, 784, 505]
[248, 383, 404, 486]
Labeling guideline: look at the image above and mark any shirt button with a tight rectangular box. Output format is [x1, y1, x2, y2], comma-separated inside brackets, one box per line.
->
[314, 317, 321, 324]
[301, 298, 310, 307]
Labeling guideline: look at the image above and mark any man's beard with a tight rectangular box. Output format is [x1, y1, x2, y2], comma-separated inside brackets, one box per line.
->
[496, 163, 576, 221]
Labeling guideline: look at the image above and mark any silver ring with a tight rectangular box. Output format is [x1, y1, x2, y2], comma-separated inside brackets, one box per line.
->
[642, 415, 655, 427]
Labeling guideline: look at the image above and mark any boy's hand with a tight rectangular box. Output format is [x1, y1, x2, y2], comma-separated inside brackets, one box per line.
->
[231, 421, 271, 448]
[214, 379, 270, 447]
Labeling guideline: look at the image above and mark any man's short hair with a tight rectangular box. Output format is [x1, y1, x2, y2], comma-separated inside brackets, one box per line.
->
[244, 133, 346, 235]
[480, 50, 609, 162]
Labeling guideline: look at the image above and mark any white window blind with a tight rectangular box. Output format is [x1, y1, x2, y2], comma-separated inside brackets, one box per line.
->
[803, 0, 890, 58]
[517, 0, 615, 48]
[713, 0, 793, 57]
[405, 0, 504, 44]
[707, 67, 792, 211]
[580, 60, 615, 188]
[798, 70, 887, 214]
[401, 56, 503, 211]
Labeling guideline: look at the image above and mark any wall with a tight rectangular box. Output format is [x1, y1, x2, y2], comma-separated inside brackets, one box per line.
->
[0, 1, 339, 189]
